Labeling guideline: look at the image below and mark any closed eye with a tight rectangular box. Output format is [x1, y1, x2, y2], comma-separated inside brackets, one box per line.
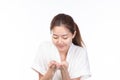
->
[52, 35, 58, 39]
[62, 36, 68, 39]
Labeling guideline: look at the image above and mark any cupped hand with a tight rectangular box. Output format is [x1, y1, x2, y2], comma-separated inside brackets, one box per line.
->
[48, 60, 69, 71]
[59, 61, 69, 70]
[48, 60, 57, 71]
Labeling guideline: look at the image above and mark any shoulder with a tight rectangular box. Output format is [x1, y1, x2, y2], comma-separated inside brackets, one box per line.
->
[72, 44, 87, 52]
[71, 44, 88, 57]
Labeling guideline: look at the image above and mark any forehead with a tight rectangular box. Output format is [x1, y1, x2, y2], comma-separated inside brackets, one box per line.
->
[51, 26, 70, 34]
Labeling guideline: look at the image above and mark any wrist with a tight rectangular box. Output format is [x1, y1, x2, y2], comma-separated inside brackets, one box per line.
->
[47, 68, 56, 77]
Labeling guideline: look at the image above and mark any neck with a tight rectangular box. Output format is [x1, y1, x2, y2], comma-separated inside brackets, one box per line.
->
[58, 51, 67, 61]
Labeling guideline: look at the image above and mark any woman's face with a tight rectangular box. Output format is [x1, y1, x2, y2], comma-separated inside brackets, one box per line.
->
[51, 25, 75, 53]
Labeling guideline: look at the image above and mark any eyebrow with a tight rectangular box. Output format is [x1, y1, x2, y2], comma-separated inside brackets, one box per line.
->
[52, 33, 68, 36]
[52, 34, 58, 36]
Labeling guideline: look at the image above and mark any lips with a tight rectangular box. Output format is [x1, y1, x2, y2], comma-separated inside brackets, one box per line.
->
[56, 45, 64, 49]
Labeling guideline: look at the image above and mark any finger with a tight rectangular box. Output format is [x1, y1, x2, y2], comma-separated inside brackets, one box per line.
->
[51, 64, 56, 69]
[56, 63, 61, 69]
[60, 62, 69, 70]
[48, 61, 55, 68]
[62, 61, 69, 67]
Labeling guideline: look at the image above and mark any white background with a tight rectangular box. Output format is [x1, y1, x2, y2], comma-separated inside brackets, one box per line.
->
[0, 0, 120, 80]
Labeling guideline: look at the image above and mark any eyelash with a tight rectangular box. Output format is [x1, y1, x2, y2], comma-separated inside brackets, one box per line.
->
[53, 36, 68, 39]
[63, 37, 68, 39]
[53, 37, 58, 39]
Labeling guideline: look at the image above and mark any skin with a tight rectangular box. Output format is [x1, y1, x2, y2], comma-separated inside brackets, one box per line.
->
[38, 25, 80, 80]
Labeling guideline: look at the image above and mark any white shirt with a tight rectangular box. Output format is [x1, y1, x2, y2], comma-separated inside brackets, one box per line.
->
[32, 41, 91, 80]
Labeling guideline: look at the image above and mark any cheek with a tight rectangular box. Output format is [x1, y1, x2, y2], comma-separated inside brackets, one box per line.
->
[52, 38, 59, 46]
[65, 38, 72, 45]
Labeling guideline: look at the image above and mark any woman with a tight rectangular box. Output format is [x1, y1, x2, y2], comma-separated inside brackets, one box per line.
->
[32, 13, 91, 80]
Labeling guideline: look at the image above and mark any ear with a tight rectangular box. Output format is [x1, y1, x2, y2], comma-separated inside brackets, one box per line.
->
[72, 31, 76, 39]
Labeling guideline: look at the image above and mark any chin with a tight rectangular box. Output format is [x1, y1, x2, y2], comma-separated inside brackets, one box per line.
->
[57, 47, 66, 52]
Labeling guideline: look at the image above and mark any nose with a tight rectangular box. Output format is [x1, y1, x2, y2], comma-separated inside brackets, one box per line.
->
[57, 38, 63, 44]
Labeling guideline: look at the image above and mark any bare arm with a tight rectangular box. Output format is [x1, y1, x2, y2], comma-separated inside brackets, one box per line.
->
[61, 68, 81, 80]
[38, 61, 57, 80]
[60, 61, 81, 80]
[36, 60, 81, 80]
[61, 67, 71, 80]
[38, 68, 55, 80]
